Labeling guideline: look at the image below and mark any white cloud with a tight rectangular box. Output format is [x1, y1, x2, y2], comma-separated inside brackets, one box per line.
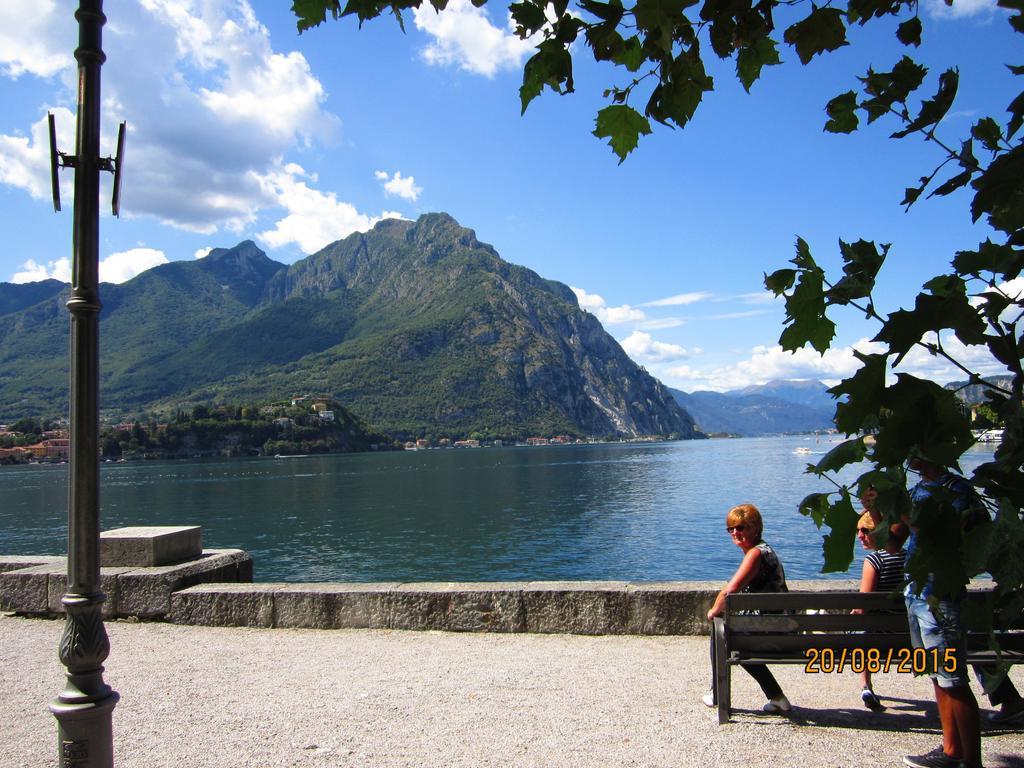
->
[413, 0, 536, 77]
[0, 108, 74, 202]
[664, 339, 884, 392]
[10, 247, 167, 284]
[709, 310, 773, 321]
[620, 331, 691, 363]
[256, 164, 404, 254]
[0, 0, 73, 79]
[641, 291, 713, 307]
[194, 247, 213, 259]
[375, 170, 423, 202]
[0, 0, 343, 237]
[923, 0, 1002, 19]
[100, 247, 169, 282]
[11, 258, 70, 284]
[571, 286, 646, 325]
[638, 317, 686, 330]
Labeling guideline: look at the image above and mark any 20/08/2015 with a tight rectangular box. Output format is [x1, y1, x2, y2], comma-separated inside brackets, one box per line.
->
[804, 647, 958, 674]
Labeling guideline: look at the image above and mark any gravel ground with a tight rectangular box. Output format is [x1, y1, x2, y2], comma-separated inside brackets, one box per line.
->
[2, 613, 1022, 768]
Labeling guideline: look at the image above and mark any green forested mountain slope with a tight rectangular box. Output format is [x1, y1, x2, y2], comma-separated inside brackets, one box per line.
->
[0, 214, 698, 440]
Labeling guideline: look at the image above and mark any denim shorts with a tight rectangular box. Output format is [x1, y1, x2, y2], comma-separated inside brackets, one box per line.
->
[905, 592, 969, 688]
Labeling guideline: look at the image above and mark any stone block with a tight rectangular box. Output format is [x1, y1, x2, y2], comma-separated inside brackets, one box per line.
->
[522, 582, 630, 635]
[626, 582, 720, 635]
[100, 526, 202, 567]
[117, 549, 252, 618]
[0, 564, 55, 614]
[46, 567, 135, 619]
[170, 584, 274, 627]
[273, 583, 399, 629]
[0, 556, 62, 574]
[389, 583, 526, 632]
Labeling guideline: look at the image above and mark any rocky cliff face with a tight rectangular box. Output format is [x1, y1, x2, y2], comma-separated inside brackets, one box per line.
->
[0, 213, 699, 439]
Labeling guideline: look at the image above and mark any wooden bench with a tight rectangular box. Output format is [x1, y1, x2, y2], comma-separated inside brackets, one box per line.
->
[711, 590, 1024, 724]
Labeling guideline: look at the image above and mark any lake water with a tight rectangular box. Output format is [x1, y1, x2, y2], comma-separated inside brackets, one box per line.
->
[0, 436, 996, 583]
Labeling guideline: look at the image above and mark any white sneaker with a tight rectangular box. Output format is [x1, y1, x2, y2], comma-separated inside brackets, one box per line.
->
[701, 691, 715, 708]
[763, 695, 791, 713]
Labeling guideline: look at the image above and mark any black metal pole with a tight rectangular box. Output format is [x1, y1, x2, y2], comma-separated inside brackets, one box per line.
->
[49, 2, 119, 766]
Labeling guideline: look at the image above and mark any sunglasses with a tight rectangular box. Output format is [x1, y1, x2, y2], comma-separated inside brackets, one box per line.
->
[726, 524, 747, 533]
[857, 528, 872, 534]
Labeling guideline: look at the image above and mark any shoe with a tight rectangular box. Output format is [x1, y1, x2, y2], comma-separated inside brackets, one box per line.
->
[988, 697, 1024, 725]
[903, 746, 959, 768]
[762, 695, 791, 713]
[701, 691, 715, 708]
[861, 688, 885, 711]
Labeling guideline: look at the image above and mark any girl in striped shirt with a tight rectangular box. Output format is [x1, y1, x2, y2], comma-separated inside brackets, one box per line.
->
[855, 509, 910, 710]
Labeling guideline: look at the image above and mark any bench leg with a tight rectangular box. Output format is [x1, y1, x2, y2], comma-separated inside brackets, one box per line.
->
[713, 617, 731, 724]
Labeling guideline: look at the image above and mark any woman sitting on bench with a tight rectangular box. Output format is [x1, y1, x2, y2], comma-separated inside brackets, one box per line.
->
[704, 503, 791, 714]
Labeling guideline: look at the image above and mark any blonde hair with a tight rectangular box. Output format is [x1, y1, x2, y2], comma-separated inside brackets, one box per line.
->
[726, 503, 763, 541]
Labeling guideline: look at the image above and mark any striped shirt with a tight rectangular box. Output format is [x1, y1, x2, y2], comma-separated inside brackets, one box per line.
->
[866, 549, 906, 594]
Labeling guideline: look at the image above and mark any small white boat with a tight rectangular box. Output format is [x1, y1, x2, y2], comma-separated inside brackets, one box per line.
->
[793, 446, 813, 455]
[972, 428, 1004, 443]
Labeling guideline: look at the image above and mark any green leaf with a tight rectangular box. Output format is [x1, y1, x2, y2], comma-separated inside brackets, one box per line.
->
[293, 0, 342, 31]
[896, 16, 922, 46]
[827, 239, 888, 304]
[821, 494, 859, 572]
[611, 36, 645, 72]
[764, 268, 796, 295]
[830, 352, 887, 436]
[891, 68, 959, 139]
[824, 91, 859, 134]
[930, 169, 973, 198]
[577, 0, 625, 23]
[783, 7, 849, 65]
[901, 184, 924, 208]
[593, 105, 653, 162]
[812, 437, 868, 475]
[972, 117, 1003, 153]
[736, 37, 781, 92]
[848, 0, 912, 24]
[645, 52, 714, 128]
[860, 57, 927, 124]
[1007, 90, 1024, 140]
[874, 291, 987, 363]
[971, 144, 1024, 234]
[799, 492, 832, 528]
[510, 1, 548, 35]
[953, 239, 1024, 281]
[871, 374, 974, 469]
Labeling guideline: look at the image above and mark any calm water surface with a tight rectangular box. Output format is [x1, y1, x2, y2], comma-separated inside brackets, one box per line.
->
[0, 436, 996, 582]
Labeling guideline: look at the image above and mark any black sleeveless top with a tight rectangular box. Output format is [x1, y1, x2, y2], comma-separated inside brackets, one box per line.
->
[742, 542, 788, 594]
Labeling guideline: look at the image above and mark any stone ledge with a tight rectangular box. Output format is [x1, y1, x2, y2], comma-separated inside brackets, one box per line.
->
[0, 556, 63, 574]
[169, 580, 858, 635]
[101, 525, 202, 567]
[0, 549, 252, 619]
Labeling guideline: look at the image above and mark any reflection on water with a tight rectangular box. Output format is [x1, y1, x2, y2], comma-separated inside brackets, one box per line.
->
[0, 436, 996, 583]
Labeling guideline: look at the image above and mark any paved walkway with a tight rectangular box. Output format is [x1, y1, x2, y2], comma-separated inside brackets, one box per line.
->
[2, 613, 1022, 768]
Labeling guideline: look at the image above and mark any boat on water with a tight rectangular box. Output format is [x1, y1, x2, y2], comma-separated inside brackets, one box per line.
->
[273, 453, 310, 458]
[793, 446, 813, 455]
[972, 428, 1004, 443]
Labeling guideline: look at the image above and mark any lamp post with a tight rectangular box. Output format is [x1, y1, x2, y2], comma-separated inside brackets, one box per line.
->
[49, 2, 119, 765]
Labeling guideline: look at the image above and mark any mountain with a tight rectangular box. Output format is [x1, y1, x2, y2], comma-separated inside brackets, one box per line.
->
[728, 379, 835, 413]
[0, 213, 699, 441]
[669, 381, 835, 436]
[945, 376, 1014, 405]
[0, 279, 65, 318]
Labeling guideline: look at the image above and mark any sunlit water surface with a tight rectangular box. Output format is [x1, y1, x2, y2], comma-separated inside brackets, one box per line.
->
[0, 436, 996, 582]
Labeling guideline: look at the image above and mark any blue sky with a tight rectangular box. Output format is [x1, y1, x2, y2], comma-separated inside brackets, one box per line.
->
[0, 0, 1019, 393]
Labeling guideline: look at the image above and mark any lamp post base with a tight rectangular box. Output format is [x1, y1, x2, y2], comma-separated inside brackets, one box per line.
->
[50, 691, 119, 768]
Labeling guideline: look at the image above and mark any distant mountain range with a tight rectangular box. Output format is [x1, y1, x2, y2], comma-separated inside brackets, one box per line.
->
[0, 213, 698, 441]
[669, 380, 835, 436]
